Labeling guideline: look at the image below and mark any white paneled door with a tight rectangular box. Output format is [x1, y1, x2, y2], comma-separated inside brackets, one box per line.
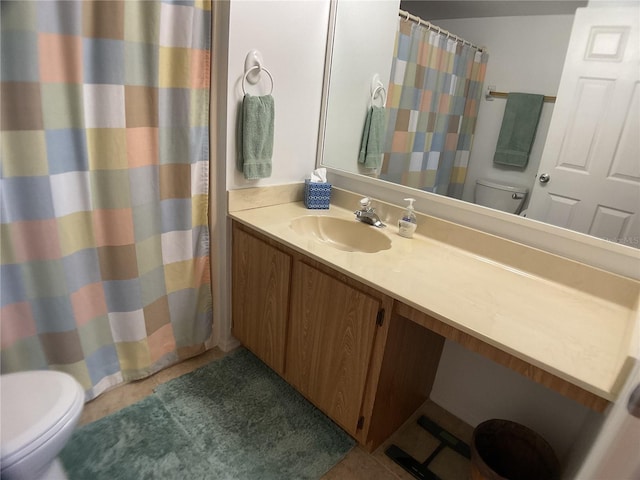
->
[527, 5, 640, 249]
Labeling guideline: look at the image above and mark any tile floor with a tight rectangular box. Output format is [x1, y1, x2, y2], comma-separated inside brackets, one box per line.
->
[79, 348, 473, 480]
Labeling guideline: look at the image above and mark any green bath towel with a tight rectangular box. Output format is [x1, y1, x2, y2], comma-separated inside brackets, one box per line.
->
[238, 94, 274, 180]
[493, 93, 544, 168]
[358, 106, 385, 169]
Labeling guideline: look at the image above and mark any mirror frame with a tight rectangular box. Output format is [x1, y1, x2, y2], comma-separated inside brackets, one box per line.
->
[316, 0, 639, 280]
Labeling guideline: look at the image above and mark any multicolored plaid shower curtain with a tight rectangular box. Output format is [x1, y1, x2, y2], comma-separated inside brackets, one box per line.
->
[381, 19, 488, 198]
[0, 0, 213, 400]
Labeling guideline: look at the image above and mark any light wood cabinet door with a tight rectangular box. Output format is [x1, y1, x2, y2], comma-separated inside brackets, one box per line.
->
[232, 224, 291, 375]
[286, 261, 382, 435]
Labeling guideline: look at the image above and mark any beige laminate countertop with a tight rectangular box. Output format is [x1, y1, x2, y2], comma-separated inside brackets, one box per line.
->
[229, 199, 640, 402]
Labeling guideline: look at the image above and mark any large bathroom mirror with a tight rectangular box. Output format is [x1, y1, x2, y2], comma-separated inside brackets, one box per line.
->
[319, 0, 640, 250]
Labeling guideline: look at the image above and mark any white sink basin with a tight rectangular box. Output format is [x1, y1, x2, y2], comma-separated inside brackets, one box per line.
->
[290, 215, 391, 253]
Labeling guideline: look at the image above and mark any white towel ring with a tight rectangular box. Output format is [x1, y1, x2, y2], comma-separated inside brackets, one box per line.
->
[242, 65, 274, 95]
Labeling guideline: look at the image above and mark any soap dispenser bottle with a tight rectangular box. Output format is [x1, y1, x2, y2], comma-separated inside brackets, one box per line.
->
[398, 198, 417, 238]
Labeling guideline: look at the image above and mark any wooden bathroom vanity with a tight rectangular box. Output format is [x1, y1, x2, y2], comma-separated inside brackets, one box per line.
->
[228, 187, 639, 452]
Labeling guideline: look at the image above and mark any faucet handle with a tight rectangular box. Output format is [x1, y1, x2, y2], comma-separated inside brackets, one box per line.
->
[359, 197, 371, 209]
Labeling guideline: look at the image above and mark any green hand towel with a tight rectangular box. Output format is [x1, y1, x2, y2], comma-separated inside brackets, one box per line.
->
[358, 106, 385, 169]
[493, 93, 544, 168]
[238, 94, 274, 180]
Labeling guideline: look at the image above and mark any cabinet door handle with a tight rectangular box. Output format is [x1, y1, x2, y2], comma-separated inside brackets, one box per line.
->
[376, 308, 385, 326]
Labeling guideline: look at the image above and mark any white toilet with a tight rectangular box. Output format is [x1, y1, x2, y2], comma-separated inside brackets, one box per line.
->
[474, 178, 529, 214]
[1, 371, 84, 480]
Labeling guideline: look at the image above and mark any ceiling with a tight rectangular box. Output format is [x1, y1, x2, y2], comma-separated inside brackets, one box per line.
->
[400, 1, 589, 20]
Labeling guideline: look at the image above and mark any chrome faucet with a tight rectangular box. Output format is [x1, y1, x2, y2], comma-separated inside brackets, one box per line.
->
[354, 197, 385, 228]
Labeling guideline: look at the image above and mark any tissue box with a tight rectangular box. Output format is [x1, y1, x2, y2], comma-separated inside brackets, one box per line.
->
[304, 179, 332, 209]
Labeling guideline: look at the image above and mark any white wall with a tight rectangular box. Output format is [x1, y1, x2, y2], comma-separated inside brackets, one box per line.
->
[432, 15, 575, 206]
[226, 0, 330, 190]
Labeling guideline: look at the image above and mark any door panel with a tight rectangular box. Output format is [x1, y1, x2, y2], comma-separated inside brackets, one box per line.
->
[232, 226, 291, 375]
[286, 261, 380, 434]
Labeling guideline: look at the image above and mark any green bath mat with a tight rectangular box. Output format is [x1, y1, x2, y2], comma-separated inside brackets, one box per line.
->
[61, 348, 355, 479]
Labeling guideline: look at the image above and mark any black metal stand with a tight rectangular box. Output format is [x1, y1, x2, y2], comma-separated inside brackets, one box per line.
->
[385, 416, 471, 480]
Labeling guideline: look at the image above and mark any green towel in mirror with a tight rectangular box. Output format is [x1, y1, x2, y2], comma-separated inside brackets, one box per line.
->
[493, 93, 544, 168]
[358, 106, 385, 169]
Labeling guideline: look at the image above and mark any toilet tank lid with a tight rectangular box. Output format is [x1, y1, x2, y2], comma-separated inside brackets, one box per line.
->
[476, 178, 528, 193]
[0, 371, 84, 459]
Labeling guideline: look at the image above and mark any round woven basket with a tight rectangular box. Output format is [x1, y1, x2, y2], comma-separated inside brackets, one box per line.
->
[470, 419, 560, 480]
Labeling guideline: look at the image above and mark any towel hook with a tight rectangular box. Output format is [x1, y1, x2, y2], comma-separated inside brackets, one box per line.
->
[244, 49, 263, 85]
[242, 65, 274, 96]
[371, 85, 386, 107]
[370, 74, 386, 107]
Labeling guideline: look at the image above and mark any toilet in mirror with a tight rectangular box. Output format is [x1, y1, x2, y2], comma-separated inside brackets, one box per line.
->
[474, 179, 528, 215]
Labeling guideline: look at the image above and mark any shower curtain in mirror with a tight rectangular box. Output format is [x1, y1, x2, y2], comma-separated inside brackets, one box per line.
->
[381, 19, 488, 198]
[0, 0, 213, 400]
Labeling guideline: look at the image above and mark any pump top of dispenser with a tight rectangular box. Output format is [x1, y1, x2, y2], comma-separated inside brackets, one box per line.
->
[404, 198, 416, 216]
